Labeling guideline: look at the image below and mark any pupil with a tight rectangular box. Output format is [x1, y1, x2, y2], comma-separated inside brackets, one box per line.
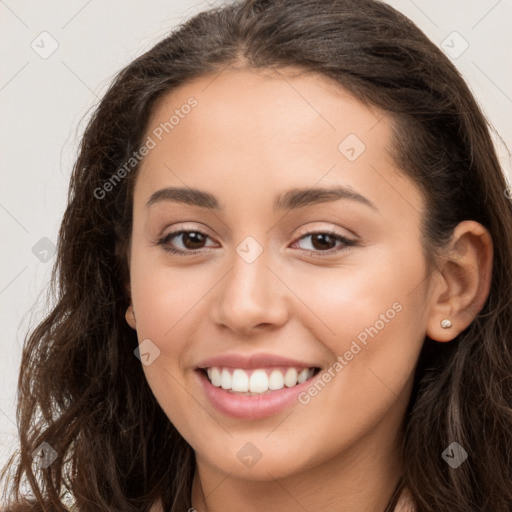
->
[184, 232, 204, 249]
[312, 233, 335, 250]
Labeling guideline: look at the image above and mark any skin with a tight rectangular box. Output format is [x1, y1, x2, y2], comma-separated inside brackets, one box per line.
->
[124, 66, 493, 512]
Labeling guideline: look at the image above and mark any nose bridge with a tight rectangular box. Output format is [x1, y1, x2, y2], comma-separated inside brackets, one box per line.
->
[210, 234, 288, 333]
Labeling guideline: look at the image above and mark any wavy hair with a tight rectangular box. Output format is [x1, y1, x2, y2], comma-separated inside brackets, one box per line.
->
[2, 0, 512, 510]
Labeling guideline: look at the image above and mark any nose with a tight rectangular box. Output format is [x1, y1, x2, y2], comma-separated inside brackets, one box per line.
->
[209, 245, 290, 336]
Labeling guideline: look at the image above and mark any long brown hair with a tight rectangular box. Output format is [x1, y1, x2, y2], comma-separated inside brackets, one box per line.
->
[2, 0, 512, 510]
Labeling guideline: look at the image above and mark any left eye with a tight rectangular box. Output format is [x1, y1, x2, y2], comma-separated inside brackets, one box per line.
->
[293, 231, 356, 254]
[157, 229, 356, 256]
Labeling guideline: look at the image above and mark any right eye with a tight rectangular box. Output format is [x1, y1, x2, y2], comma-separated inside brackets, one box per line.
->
[157, 229, 217, 255]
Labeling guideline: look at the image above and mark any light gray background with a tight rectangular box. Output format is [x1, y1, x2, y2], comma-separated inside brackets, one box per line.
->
[1, 0, 511, 482]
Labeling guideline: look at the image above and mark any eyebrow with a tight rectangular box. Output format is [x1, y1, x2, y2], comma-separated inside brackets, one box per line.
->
[145, 186, 378, 212]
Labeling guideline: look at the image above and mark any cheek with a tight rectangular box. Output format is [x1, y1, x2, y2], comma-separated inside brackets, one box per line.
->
[296, 246, 427, 357]
[287, 249, 427, 441]
[129, 246, 200, 341]
[282, 250, 426, 445]
[128, 256, 204, 432]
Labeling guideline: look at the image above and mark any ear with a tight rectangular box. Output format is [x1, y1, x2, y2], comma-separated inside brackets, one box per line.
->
[124, 278, 137, 330]
[426, 220, 493, 342]
[125, 303, 137, 330]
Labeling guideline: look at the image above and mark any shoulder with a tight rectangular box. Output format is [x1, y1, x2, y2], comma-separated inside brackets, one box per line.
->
[3, 499, 161, 511]
[1, 501, 74, 511]
[394, 485, 416, 512]
[149, 499, 164, 512]
[1, 505, 40, 512]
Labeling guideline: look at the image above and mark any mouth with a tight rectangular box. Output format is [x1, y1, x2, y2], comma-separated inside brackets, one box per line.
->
[198, 366, 322, 396]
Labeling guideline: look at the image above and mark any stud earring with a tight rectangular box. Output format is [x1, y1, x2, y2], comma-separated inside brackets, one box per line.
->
[440, 319, 452, 329]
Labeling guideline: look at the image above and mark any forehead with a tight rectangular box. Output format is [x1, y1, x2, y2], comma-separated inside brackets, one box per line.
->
[146, 66, 386, 149]
[134, 66, 424, 218]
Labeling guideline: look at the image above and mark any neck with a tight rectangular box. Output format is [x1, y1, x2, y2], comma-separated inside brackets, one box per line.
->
[190, 403, 406, 512]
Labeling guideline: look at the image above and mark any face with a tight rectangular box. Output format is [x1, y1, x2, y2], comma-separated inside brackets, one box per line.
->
[126, 67, 433, 481]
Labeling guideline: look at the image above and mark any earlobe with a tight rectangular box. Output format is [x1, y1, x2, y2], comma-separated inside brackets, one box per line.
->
[125, 304, 137, 330]
[426, 220, 493, 343]
[427, 316, 455, 343]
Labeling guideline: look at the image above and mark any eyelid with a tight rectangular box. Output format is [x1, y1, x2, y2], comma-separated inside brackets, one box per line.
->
[293, 222, 356, 240]
[159, 222, 215, 242]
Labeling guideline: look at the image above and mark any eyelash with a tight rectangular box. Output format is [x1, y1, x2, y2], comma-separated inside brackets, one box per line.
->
[156, 229, 358, 257]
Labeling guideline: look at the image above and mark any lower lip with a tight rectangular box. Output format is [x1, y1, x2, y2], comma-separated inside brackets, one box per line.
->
[196, 369, 319, 420]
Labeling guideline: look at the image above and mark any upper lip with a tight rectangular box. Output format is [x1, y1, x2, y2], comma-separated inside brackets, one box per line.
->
[196, 353, 320, 370]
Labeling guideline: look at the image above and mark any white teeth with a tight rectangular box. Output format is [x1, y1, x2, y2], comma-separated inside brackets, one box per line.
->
[203, 366, 316, 394]
[231, 369, 249, 392]
[220, 368, 231, 389]
[268, 370, 284, 390]
[284, 368, 298, 387]
[249, 370, 269, 393]
[210, 367, 221, 387]
[297, 368, 310, 384]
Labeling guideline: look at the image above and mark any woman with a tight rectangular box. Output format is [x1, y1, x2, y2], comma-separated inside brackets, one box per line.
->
[2, 0, 511, 510]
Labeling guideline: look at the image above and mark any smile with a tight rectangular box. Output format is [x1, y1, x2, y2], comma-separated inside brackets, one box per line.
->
[203, 366, 320, 395]
[196, 365, 323, 419]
